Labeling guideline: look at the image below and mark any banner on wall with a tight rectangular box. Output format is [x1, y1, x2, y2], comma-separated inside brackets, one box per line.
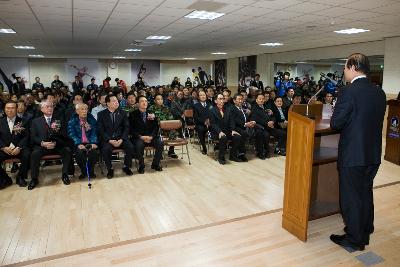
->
[214, 59, 227, 87]
[131, 60, 160, 86]
[66, 59, 102, 90]
[0, 58, 29, 92]
[238, 55, 257, 89]
[296, 63, 315, 79]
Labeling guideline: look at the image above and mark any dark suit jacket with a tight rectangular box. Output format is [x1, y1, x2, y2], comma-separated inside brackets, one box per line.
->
[209, 105, 232, 138]
[230, 105, 249, 132]
[250, 104, 275, 130]
[331, 77, 386, 167]
[272, 106, 288, 128]
[129, 109, 159, 139]
[97, 109, 129, 144]
[193, 102, 210, 126]
[30, 115, 68, 147]
[0, 116, 29, 149]
[250, 80, 264, 90]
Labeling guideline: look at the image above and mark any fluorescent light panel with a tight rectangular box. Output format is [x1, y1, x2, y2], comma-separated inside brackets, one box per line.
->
[113, 56, 126, 59]
[259, 42, 283, 46]
[29, 54, 44, 57]
[211, 52, 227, 55]
[146, 35, 171, 40]
[334, 28, 370, 34]
[14, 45, 35, 49]
[185, 10, 225, 20]
[0, 28, 16, 33]
[124, 48, 142, 52]
[183, 57, 196, 60]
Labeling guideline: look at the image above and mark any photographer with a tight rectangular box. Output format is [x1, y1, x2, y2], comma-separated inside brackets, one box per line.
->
[68, 103, 99, 179]
[275, 71, 294, 97]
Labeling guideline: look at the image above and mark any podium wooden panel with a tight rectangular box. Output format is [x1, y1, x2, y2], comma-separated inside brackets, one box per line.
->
[384, 100, 400, 165]
[282, 107, 340, 242]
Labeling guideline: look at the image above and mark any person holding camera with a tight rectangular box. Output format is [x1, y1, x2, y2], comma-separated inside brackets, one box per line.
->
[97, 95, 134, 179]
[68, 103, 99, 179]
[275, 72, 294, 97]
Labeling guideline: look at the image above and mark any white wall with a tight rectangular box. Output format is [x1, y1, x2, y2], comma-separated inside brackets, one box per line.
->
[29, 59, 66, 88]
[160, 60, 213, 85]
[382, 37, 400, 95]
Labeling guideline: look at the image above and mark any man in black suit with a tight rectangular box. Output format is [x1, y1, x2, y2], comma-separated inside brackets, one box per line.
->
[250, 74, 264, 90]
[229, 93, 256, 162]
[193, 90, 211, 155]
[250, 93, 287, 159]
[0, 101, 31, 189]
[97, 95, 134, 178]
[209, 93, 241, 164]
[330, 53, 386, 251]
[29, 100, 72, 190]
[129, 96, 163, 174]
[72, 76, 83, 93]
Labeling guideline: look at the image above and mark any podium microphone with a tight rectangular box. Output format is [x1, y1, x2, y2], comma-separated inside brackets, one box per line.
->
[306, 86, 324, 117]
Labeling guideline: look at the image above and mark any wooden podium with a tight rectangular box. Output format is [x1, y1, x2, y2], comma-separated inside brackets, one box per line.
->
[282, 104, 340, 241]
[384, 100, 400, 165]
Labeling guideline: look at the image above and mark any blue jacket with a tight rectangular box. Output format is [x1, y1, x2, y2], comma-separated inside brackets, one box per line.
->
[275, 79, 294, 97]
[67, 113, 98, 145]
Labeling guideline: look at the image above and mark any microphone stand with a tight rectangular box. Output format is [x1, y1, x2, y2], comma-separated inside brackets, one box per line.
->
[306, 87, 324, 117]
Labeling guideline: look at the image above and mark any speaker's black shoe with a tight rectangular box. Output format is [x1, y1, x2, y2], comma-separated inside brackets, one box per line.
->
[343, 226, 370, 245]
[62, 174, 70, 185]
[330, 234, 365, 251]
[151, 165, 163, 171]
[229, 156, 242, 162]
[122, 167, 133, 176]
[28, 179, 39, 190]
[138, 166, 145, 174]
[107, 169, 114, 179]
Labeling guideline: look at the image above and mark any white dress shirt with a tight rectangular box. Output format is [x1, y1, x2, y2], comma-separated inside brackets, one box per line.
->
[351, 75, 367, 83]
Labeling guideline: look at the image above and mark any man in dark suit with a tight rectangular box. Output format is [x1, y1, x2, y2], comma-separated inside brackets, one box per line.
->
[72, 76, 83, 93]
[209, 93, 241, 164]
[193, 90, 211, 155]
[97, 95, 134, 178]
[0, 101, 31, 189]
[129, 96, 163, 174]
[229, 93, 256, 162]
[250, 93, 287, 159]
[250, 74, 264, 90]
[29, 100, 72, 190]
[330, 53, 386, 251]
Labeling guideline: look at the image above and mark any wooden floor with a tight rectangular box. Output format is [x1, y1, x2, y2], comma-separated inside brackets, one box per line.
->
[0, 142, 399, 266]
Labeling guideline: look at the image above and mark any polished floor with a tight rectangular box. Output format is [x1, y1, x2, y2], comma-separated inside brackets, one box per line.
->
[0, 143, 399, 266]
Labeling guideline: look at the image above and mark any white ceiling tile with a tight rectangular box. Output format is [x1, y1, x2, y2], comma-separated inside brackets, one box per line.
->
[250, 0, 305, 10]
[113, 3, 156, 14]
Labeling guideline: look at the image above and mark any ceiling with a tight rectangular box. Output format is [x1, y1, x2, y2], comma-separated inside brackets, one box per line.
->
[0, 0, 399, 60]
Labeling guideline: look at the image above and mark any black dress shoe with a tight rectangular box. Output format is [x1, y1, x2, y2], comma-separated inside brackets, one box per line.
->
[138, 166, 145, 174]
[16, 177, 27, 187]
[151, 165, 163, 171]
[122, 167, 134, 176]
[107, 169, 114, 179]
[239, 155, 248, 162]
[229, 156, 242, 162]
[218, 158, 226, 165]
[343, 226, 370, 245]
[330, 234, 365, 251]
[201, 149, 207, 155]
[28, 179, 38, 190]
[62, 174, 70, 185]
[79, 173, 86, 180]
[168, 152, 178, 159]
[278, 149, 286, 156]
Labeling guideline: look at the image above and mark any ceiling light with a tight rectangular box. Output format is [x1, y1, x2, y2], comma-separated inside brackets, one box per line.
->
[296, 61, 308, 64]
[183, 57, 196, 60]
[185, 10, 225, 20]
[0, 28, 16, 34]
[113, 56, 126, 59]
[14, 45, 35, 49]
[334, 28, 370, 34]
[211, 52, 227, 55]
[29, 54, 44, 57]
[259, 42, 283, 46]
[146, 36, 171, 40]
[124, 48, 142, 52]
[339, 58, 347, 61]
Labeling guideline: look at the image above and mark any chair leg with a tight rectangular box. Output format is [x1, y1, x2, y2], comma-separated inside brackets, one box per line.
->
[186, 144, 191, 165]
[181, 145, 184, 159]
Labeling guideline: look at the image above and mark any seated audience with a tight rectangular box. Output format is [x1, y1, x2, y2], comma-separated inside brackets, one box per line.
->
[97, 95, 134, 179]
[193, 90, 211, 155]
[91, 93, 107, 120]
[68, 103, 99, 179]
[129, 96, 163, 173]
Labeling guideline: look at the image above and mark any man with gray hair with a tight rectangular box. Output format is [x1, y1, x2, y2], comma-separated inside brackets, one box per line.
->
[28, 100, 72, 190]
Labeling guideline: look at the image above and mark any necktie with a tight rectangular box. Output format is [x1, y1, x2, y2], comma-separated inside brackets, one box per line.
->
[142, 112, 146, 123]
[46, 117, 51, 127]
[81, 120, 89, 144]
[111, 113, 115, 126]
